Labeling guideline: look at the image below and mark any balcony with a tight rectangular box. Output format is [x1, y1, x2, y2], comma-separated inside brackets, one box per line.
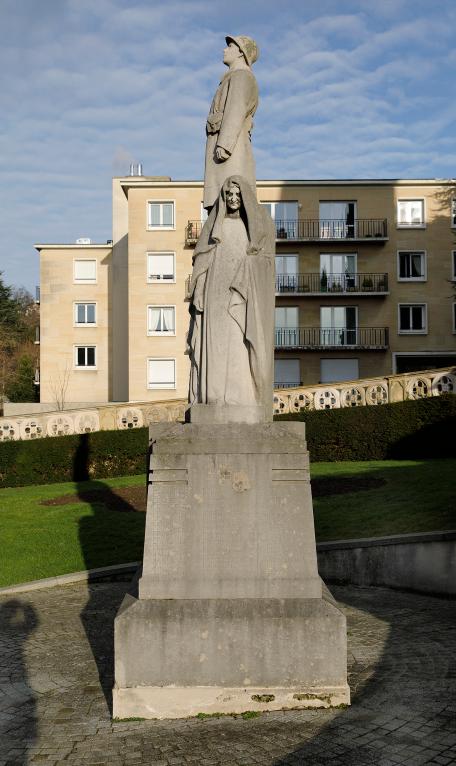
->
[186, 218, 388, 246]
[186, 220, 204, 244]
[276, 273, 388, 296]
[275, 218, 388, 243]
[274, 381, 304, 389]
[275, 327, 389, 350]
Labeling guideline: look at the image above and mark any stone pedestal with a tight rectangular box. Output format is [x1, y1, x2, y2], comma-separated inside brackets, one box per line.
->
[113, 421, 349, 719]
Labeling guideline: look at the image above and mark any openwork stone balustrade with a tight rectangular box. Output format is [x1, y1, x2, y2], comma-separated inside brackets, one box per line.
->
[0, 367, 454, 442]
[273, 367, 455, 415]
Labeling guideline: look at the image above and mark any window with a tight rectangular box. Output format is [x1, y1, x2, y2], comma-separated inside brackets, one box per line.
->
[275, 306, 298, 328]
[262, 202, 298, 238]
[452, 251, 456, 280]
[275, 254, 298, 291]
[320, 306, 358, 345]
[147, 306, 175, 335]
[147, 358, 176, 389]
[147, 252, 175, 282]
[74, 345, 96, 368]
[398, 251, 426, 281]
[397, 199, 424, 227]
[320, 358, 359, 383]
[274, 359, 301, 388]
[452, 199, 456, 228]
[74, 303, 96, 325]
[74, 259, 96, 283]
[320, 253, 357, 290]
[148, 201, 175, 229]
[398, 304, 427, 333]
[453, 303, 456, 333]
[275, 306, 299, 347]
[319, 201, 356, 239]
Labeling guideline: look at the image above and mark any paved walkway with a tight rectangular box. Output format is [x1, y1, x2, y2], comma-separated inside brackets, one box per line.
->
[0, 580, 455, 766]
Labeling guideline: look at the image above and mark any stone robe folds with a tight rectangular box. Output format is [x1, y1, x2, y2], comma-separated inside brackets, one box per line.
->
[204, 69, 258, 209]
[187, 176, 275, 411]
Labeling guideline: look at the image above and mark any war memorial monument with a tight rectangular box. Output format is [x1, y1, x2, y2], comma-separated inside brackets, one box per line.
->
[113, 35, 349, 718]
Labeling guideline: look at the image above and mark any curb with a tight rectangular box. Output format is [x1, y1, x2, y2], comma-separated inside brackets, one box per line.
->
[2, 530, 455, 596]
[0, 561, 140, 596]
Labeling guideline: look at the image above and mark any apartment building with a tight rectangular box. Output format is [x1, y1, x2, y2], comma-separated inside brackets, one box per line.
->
[35, 176, 456, 405]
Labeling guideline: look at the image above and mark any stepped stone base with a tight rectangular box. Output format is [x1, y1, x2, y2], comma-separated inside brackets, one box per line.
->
[113, 587, 349, 719]
[113, 420, 349, 718]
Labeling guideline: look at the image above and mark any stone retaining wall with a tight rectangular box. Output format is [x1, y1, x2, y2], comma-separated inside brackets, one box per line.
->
[317, 530, 456, 596]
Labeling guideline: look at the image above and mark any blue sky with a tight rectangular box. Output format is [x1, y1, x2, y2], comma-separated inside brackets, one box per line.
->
[1, 0, 455, 291]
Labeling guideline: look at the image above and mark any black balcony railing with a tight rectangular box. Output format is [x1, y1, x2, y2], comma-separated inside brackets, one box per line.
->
[186, 218, 388, 244]
[186, 220, 204, 242]
[274, 381, 304, 389]
[276, 272, 388, 294]
[275, 327, 388, 350]
[275, 218, 388, 241]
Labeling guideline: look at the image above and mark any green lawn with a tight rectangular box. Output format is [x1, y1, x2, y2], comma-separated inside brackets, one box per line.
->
[0, 475, 146, 588]
[311, 458, 456, 541]
[0, 459, 454, 588]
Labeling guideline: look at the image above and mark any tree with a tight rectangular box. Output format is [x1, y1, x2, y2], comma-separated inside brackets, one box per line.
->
[0, 272, 39, 406]
[5, 354, 38, 403]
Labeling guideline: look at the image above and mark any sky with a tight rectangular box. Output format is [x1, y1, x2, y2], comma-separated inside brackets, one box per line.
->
[1, 0, 455, 292]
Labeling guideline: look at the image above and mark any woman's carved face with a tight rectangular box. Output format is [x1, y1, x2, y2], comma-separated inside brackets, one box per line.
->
[226, 182, 241, 212]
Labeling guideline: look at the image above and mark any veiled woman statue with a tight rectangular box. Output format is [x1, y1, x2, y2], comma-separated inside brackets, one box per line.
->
[187, 176, 275, 414]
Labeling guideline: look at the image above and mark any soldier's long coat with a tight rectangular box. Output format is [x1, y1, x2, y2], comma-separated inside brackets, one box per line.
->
[203, 68, 258, 209]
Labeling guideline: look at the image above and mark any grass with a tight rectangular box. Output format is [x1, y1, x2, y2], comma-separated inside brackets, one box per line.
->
[0, 474, 146, 588]
[0, 459, 454, 588]
[311, 458, 456, 541]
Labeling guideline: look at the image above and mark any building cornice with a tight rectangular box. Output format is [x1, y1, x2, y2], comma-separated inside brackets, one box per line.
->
[118, 177, 455, 193]
[34, 244, 112, 251]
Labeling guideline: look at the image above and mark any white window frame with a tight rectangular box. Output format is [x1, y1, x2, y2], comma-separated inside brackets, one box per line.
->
[396, 198, 425, 229]
[74, 344, 97, 369]
[147, 357, 176, 390]
[261, 201, 299, 220]
[73, 258, 97, 284]
[147, 305, 176, 336]
[397, 250, 427, 282]
[74, 302, 97, 327]
[147, 251, 176, 283]
[147, 200, 175, 230]
[398, 303, 427, 335]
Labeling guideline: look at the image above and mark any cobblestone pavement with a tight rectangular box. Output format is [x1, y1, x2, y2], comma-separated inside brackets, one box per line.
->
[0, 580, 455, 766]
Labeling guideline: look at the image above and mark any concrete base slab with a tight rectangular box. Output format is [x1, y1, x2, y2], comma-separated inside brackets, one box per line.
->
[113, 684, 350, 720]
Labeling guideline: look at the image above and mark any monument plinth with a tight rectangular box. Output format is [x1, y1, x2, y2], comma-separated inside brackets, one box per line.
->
[113, 421, 349, 718]
[113, 34, 349, 719]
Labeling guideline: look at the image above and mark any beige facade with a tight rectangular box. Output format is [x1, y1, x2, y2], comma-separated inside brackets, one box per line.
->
[35, 177, 456, 404]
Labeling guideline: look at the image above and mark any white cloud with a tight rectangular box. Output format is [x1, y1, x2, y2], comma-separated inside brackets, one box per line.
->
[0, 0, 455, 289]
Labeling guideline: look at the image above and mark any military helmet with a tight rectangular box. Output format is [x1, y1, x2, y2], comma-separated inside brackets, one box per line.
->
[225, 35, 259, 66]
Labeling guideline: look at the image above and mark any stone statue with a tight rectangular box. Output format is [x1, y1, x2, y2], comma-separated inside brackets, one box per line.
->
[187, 175, 275, 411]
[203, 35, 259, 210]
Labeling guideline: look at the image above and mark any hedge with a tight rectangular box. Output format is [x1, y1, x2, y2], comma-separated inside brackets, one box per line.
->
[0, 395, 454, 488]
[0, 427, 149, 488]
[276, 393, 456, 462]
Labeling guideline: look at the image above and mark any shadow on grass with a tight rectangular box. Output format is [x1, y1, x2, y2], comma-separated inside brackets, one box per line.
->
[75, 434, 146, 715]
[0, 600, 38, 766]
